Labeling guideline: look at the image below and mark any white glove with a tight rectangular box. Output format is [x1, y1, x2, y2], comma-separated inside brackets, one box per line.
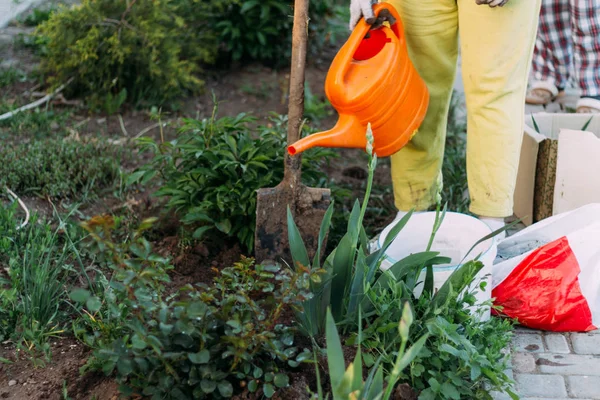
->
[476, 0, 510, 6]
[350, 0, 377, 30]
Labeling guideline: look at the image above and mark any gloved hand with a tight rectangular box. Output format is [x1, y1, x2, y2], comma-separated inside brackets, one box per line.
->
[349, 0, 378, 30]
[475, 0, 510, 6]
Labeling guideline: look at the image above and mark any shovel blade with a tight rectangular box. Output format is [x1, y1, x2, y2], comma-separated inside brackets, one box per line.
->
[255, 184, 331, 265]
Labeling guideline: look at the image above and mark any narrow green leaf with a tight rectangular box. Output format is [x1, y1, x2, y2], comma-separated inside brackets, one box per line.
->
[347, 200, 361, 240]
[581, 116, 594, 131]
[531, 115, 540, 133]
[431, 260, 484, 309]
[347, 249, 367, 317]
[325, 309, 345, 392]
[287, 206, 310, 268]
[330, 233, 354, 319]
[366, 209, 414, 281]
[392, 334, 429, 378]
[459, 218, 521, 265]
[313, 201, 335, 269]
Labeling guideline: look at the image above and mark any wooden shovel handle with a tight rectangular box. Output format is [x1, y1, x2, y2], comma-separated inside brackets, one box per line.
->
[284, 0, 309, 182]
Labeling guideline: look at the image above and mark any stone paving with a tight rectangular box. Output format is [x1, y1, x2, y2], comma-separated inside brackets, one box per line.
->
[493, 327, 600, 400]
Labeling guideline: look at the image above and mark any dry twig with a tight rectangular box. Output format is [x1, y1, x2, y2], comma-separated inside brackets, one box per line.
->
[5, 187, 30, 230]
[0, 78, 74, 122]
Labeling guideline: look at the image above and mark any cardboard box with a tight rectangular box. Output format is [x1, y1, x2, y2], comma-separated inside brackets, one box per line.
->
[513, 114, 600, 226]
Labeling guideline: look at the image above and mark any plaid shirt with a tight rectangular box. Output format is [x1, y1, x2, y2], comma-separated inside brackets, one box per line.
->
[532, 0, 600, 97]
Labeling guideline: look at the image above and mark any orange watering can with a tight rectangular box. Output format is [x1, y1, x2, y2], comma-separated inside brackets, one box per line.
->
[287, 3, 429, 157]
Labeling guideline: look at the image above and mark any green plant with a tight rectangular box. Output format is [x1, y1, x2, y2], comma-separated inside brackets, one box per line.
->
[0, 101, 71, 139]
[354, 270, 516, 400]
[287, 124, 453, 336]
[71, 216, 319, 399]
[212, 0, 343, 67]
[35, 0, 218, 110]
[130, 108, 334, 251]
[19, 6, 57, 26]
[0, 203, 85, 362]
[0, 137, 121, 198]
[316, 305, 428, 400]
[304, 83, 333, 125]
[0, 67, 27, 87]
[287, 125, 517, 398]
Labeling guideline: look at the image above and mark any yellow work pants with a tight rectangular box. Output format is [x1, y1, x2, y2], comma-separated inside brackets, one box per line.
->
[387, 0, 542, 218]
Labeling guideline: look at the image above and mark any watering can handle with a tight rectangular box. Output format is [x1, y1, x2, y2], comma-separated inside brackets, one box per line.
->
[334, 3, 403, 85]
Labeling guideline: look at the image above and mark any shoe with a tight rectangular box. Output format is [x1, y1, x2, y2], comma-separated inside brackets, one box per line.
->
[525, 81, 564, 105]
[576, 97, 600, 114]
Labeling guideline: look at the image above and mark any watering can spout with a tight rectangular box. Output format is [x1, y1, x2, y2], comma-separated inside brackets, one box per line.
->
[288, 115, 366, 156]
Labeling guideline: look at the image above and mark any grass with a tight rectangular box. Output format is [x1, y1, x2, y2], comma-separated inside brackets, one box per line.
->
[0, 102, 72, 139]
[0, 204, 66, 358]
[0, 67, 27, 88]
[0, 137, 122, 199]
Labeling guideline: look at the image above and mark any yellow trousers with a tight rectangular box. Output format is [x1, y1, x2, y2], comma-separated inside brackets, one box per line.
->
[387, 0, 542, 218]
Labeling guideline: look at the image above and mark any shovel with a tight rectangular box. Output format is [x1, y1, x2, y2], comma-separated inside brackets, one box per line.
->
[254, 0, 331, 264]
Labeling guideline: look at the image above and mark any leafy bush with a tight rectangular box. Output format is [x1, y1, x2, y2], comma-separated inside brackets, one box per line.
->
[0, 138, 120, 198]
[72, 217, 318, 399]
[130, 110, 333, 251]
[36, 0, 218, 109]
[287, 126, 516, 398]
[213, 0, 344, 66]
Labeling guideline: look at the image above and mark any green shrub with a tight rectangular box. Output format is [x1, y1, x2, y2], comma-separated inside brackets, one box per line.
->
[212, 0, 344, 67]
[129, 110, 333, 252]
[0, 138, 121, 198]
[72, 217, 318, 399]
[36, 0, 218, 109]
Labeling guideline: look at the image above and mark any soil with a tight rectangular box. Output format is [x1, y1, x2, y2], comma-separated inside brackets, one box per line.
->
[0, 15, 401, 400]
[0, 337, 118, 400]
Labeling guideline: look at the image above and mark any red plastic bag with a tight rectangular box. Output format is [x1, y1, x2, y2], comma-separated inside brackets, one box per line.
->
[492, 204, 600, 332]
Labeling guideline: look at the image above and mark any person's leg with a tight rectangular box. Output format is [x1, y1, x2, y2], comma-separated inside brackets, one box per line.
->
[458, 0, 542, 221]
[571, 0, 600, 113]
[385, 0, 459, 213]
[528, 0, 571, 104]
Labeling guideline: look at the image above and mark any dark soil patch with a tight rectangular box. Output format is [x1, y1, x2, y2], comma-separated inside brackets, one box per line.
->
[0, 337, 119, 400]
